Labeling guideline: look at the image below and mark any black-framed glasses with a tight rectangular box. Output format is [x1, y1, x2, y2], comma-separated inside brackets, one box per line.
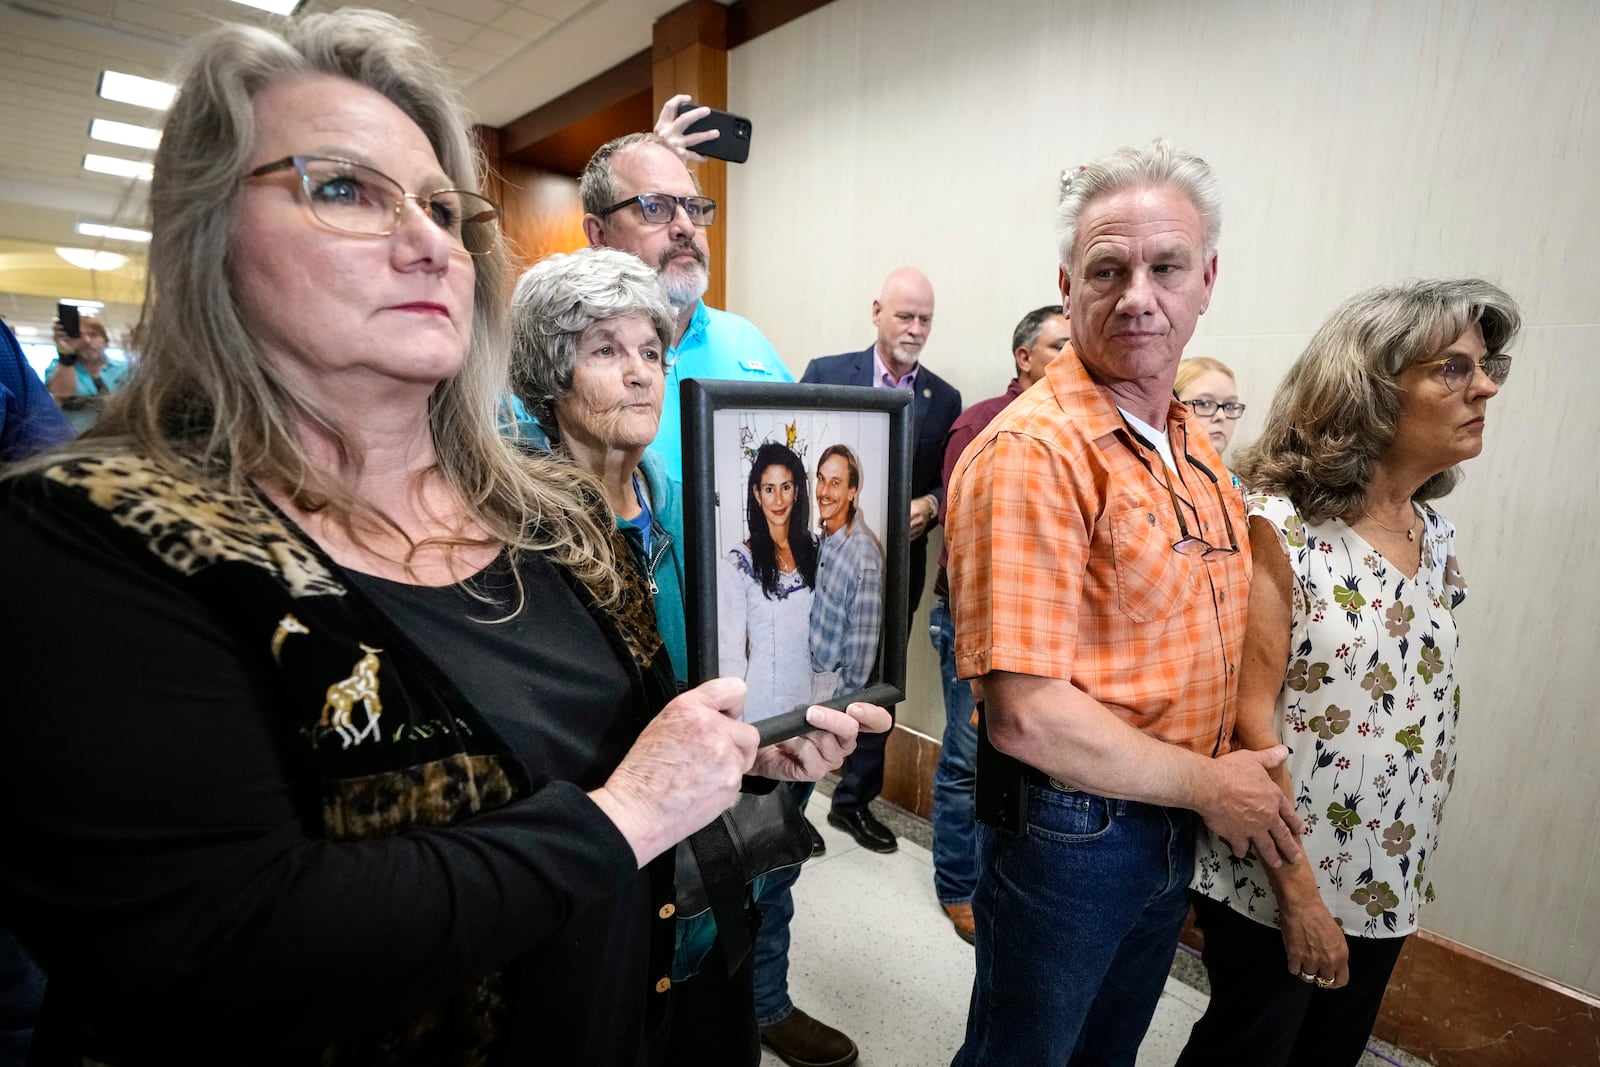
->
[1123, 424, 1241, 559]
[247, 155, 502, 256]
[1416, 352, 1512, 392]
[596, 192, 717, 227]
[1183, 397, 1246, 419]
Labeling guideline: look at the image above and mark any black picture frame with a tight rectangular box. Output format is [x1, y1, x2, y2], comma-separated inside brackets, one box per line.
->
[683, 380, 912, 746]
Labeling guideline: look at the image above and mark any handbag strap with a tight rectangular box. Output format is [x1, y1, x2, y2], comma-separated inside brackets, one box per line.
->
[686, 818, 753, 975]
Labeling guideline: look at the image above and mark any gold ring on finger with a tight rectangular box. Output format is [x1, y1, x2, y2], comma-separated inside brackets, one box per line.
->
[1315, 976, 1335, 988]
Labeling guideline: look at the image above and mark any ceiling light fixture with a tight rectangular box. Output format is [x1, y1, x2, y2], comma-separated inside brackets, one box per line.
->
[83, 154, 154, 181]
[226, 0, 306, 13]
[98, 71, 177, 111]
[90, 118, 162, 150]
[56, 248, 130, 271]
[77, 222, 153, 244]
[59, 300, 105, 312]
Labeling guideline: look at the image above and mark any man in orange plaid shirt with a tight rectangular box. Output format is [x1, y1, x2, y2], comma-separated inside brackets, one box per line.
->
[947, 141, 1305, 1067]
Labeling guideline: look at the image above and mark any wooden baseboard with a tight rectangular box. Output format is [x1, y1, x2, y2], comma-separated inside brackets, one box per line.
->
[1181, 893, 1598, 1064]
[878, 722, 940, 821]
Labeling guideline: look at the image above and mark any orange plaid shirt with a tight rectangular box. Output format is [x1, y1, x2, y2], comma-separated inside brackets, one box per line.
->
[947, 350, 1250, 757]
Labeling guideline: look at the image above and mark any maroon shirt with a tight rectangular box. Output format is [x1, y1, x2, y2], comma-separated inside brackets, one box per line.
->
[934, 377, 1028, 596]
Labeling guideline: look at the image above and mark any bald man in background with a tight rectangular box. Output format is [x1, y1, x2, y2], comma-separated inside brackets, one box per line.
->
[801, 268, 962, 853]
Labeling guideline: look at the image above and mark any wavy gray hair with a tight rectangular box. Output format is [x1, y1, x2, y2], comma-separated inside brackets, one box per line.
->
[508, 247, 677, 437]
[1236, 278, 1522, 523]
[1057, 139, 1222, 266]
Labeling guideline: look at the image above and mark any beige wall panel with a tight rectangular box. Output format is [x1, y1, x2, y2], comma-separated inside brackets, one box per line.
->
[725, 0, 1600, 992]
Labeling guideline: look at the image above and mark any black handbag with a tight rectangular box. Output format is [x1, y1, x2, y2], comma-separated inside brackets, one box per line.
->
[674, 785, 812, 973]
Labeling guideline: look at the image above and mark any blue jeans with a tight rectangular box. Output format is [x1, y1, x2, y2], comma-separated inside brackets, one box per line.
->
[751, 781, 814, 1027]
[952, 785, 1196, 1067]
[929, 596, 979, 905]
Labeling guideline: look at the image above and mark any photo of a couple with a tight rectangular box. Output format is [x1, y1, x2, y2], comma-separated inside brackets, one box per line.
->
[712, 410, 891, 725]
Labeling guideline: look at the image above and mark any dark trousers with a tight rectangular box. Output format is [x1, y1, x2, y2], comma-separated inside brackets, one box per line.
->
[0, 930, 43, 1067]
[1176, 893, 1407, 1067]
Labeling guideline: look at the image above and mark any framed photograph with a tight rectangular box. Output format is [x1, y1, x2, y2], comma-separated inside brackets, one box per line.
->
[682, 380, 912, 745]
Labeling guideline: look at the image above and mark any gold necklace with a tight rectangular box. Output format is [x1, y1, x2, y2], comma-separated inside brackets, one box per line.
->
[1365, 505, 1419, 542]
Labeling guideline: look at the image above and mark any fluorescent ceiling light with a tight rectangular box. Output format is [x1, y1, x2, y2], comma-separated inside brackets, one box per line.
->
[77, 221, 152, 243]
[13, 325, 40, 337]
[226, 0, 305, 13]
[57, 248, 130, 271]
[59, 300, 104, 311]
[84, 154, 154, 181]
[98, 71, 176, 111]
[90, 118, 161, 150]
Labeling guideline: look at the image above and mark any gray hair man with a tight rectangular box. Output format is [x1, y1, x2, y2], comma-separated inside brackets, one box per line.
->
[580, 132, 792, 480]
[947, 141, 1303, 1065]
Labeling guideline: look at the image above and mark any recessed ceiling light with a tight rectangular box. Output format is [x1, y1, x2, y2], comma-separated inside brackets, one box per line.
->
[56, 248, 130, 271]
[83, 154, 154, 181]
[77, 221, 153, 243]
[13, 325, 40, 337]
[98, 71, 177, 111]
[90, 118, 162, 150]
[226, 0, 305, 13]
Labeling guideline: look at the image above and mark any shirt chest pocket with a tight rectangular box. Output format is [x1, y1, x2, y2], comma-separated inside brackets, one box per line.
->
[1108, 507, 1193, 623]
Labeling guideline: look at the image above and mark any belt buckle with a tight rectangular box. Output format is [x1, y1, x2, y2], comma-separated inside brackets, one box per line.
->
[1047, 776, 1080, 793]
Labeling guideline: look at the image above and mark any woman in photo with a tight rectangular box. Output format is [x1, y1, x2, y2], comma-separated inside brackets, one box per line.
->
[719, 441, 820, 722]
[1175, 355, 1246, 464]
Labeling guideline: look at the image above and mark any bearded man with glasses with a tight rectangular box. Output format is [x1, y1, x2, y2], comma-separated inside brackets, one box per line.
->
[946, 140, 1306, 1067]
[580, 127, 793, 482]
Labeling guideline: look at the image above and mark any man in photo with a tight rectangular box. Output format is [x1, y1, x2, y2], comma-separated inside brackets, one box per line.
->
[809, 444, 884, 704]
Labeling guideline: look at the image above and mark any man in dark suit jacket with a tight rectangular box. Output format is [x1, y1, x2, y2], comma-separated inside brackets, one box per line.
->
[801, 267, 961, 853]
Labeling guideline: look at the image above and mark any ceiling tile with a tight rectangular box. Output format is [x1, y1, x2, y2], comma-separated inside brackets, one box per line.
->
[489, 4, 554, 40]
[464, 27, 524, 59]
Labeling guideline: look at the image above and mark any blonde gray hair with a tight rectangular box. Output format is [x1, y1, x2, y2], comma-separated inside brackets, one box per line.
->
[21, 8, 623, 602]
[1057, 139, 1222, 266]
[508, 247, 677, 438]
[1236, 278, 1522, 523]
[1174, 357, 1235, 397]
[579, 132, 678, 218]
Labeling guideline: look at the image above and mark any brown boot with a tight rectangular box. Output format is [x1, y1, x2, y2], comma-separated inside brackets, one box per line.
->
[759, 1006, 859, 1067]
[942, 902, 976, 945]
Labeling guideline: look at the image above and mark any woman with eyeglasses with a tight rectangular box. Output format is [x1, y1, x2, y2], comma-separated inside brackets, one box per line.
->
[1178, 279, 1521, 1067]
[0, 12, 875, 1065]
[1175, 356, 1246, 461]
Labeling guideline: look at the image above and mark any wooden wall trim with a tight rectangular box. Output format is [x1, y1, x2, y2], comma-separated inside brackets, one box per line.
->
[500, 49, 652, 160]
[726, 0, 836, 48]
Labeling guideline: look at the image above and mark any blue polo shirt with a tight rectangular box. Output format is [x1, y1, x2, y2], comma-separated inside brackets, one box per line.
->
[654, 301, 792, 480]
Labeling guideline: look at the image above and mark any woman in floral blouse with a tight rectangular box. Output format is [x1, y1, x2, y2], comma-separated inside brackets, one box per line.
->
[1178, 279, 1521, 1067]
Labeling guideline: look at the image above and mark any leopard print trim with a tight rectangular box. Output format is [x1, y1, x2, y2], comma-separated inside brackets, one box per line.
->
[43, 454, 344, 599]
[322, 753, 520, 841]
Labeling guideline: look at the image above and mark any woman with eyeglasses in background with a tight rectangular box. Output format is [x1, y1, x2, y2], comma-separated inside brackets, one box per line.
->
[1178, 279, 1521, 1067]
[0, 11, 875, 1065]
[1175, 356, 1247, 463]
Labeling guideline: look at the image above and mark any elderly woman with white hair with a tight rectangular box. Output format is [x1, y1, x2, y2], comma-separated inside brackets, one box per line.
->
[1180, 278, 1521, 1067]
[507, 246, 887, 1067]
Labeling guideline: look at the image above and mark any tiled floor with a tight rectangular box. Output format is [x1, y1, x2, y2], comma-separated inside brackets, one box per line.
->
[762, 792, 1430, 1067]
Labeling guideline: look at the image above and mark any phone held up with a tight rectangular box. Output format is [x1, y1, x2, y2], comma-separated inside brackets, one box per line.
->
[57, 302, 81, 339]
[676, 101, 753, 165]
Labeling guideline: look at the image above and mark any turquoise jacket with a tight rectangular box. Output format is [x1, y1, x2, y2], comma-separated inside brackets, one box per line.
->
[622, 449, 688, 684]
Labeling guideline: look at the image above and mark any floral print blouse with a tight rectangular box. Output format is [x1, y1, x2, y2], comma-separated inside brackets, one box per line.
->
[1191, 494, 1467, 938]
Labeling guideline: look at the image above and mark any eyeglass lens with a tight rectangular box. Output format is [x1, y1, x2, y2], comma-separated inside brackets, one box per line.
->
[298, 157, 499, 254]
[1439, 354, 1512, 390]
[1186, 398, 1245, 419]
[635, 193, 716, 226]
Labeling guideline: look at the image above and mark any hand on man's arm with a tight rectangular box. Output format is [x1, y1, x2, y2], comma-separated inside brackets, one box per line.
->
[983, 671, 1303, 867]
[908, 492, 939, 539]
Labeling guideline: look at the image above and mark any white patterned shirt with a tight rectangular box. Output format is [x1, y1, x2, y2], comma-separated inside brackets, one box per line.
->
[1191, 494, 1466, 938]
